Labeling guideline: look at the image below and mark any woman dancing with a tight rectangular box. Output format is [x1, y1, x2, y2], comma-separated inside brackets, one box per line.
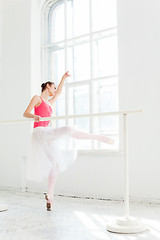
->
[23, 71, 114, 211]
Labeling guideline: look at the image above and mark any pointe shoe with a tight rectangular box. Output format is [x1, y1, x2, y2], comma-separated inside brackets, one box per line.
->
[107, 138, 115, 144]
[44, 192, 52, 211]
[101, 136, 115, 145]
[46, 202, 52, 211]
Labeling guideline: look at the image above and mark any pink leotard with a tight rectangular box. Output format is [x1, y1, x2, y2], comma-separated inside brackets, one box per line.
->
[33, 96, 52, 128]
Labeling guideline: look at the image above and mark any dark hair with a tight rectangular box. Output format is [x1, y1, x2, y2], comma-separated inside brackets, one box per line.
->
[41, 81, 54, 92]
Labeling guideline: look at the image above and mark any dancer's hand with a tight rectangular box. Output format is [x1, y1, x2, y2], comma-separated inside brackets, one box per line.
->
[34, 115, 41, 122]
[62, 71, 71, 80]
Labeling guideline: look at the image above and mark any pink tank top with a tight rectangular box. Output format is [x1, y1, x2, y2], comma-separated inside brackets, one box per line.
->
[33, 96, 53, 128]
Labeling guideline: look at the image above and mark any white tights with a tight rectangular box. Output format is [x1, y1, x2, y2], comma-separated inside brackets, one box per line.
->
[49, 126, 114, 144]
[47, 165, 59, 204]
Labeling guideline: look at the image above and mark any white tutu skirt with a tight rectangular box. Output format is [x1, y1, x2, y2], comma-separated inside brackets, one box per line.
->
[26, 126, 78, 182]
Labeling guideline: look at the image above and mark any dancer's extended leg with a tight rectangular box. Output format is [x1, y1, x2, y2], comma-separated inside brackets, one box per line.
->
[50, 126, 114, 144]
[70, 127, 114, 144]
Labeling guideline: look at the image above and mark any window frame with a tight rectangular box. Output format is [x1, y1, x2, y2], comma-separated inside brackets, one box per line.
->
[41, 0, 120, 153]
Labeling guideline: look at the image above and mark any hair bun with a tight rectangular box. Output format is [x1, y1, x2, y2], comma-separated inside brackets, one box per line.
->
[41, 83, 45, 88]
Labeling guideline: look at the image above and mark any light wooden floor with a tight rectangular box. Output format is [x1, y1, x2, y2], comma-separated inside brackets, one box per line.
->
[0, 189, 160, 240]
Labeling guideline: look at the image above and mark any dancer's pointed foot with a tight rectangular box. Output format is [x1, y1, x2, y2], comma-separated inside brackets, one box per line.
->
[105, 137, 115, 144]
[97, 135, 115, 145]
[44, 192, 52, 211]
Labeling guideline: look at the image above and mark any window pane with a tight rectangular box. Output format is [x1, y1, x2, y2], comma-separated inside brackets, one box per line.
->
[93, 77, 118, 113]
[96, 116, 119, 150]
[67, 0, 90, 38]
[93, 77, 119, 149]
[92, 0, 117, 32]
[69, 118, 91, 149]
[49, 2, 65, 43]
[68, 85, 89, 115]
[51, 49, 65, 84]
[93, 35, 118, 78]
[94, 114, 119, 150]
[50, 96, 65, 129]
[99, 116, 119, 133]
[67, 41, 91, 82]
[56, 119, 66, 128]
[56, 88, 65, 116]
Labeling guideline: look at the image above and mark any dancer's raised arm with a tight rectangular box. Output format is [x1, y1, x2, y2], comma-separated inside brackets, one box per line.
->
[49, 71, 70, 105]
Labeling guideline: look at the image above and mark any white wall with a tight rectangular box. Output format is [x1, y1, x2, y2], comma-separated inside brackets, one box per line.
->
[0, 1, 2, 89]
[0, 0, 32, 188]
[0, 0, 160, 203]
[117, 0, 160, 201]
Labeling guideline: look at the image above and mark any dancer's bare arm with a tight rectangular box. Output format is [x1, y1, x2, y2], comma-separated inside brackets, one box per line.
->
[23, 95, 41, 122]
[49, 71, 71, 105]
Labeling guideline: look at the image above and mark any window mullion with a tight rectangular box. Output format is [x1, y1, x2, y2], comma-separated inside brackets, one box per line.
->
[42, 5, 50, 82]
[89, 0, 94, 149]
[64, 0, 68, 126]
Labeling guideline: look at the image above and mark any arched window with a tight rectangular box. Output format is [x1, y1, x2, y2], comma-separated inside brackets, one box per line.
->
[42, 0, 119, 151]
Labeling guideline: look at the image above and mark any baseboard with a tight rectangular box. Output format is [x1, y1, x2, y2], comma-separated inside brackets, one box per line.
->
[0, 186, 160, 205]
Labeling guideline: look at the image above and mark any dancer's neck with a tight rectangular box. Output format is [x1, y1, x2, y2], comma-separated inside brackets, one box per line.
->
[41, 91, 49, 102]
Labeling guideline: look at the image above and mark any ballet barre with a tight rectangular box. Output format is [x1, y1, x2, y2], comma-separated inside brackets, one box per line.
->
[0, 110, 148, 233]
[0, 109, 142, 125]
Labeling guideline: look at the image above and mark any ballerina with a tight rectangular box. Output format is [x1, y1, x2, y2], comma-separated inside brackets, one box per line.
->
[23, 71, 114, 211]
